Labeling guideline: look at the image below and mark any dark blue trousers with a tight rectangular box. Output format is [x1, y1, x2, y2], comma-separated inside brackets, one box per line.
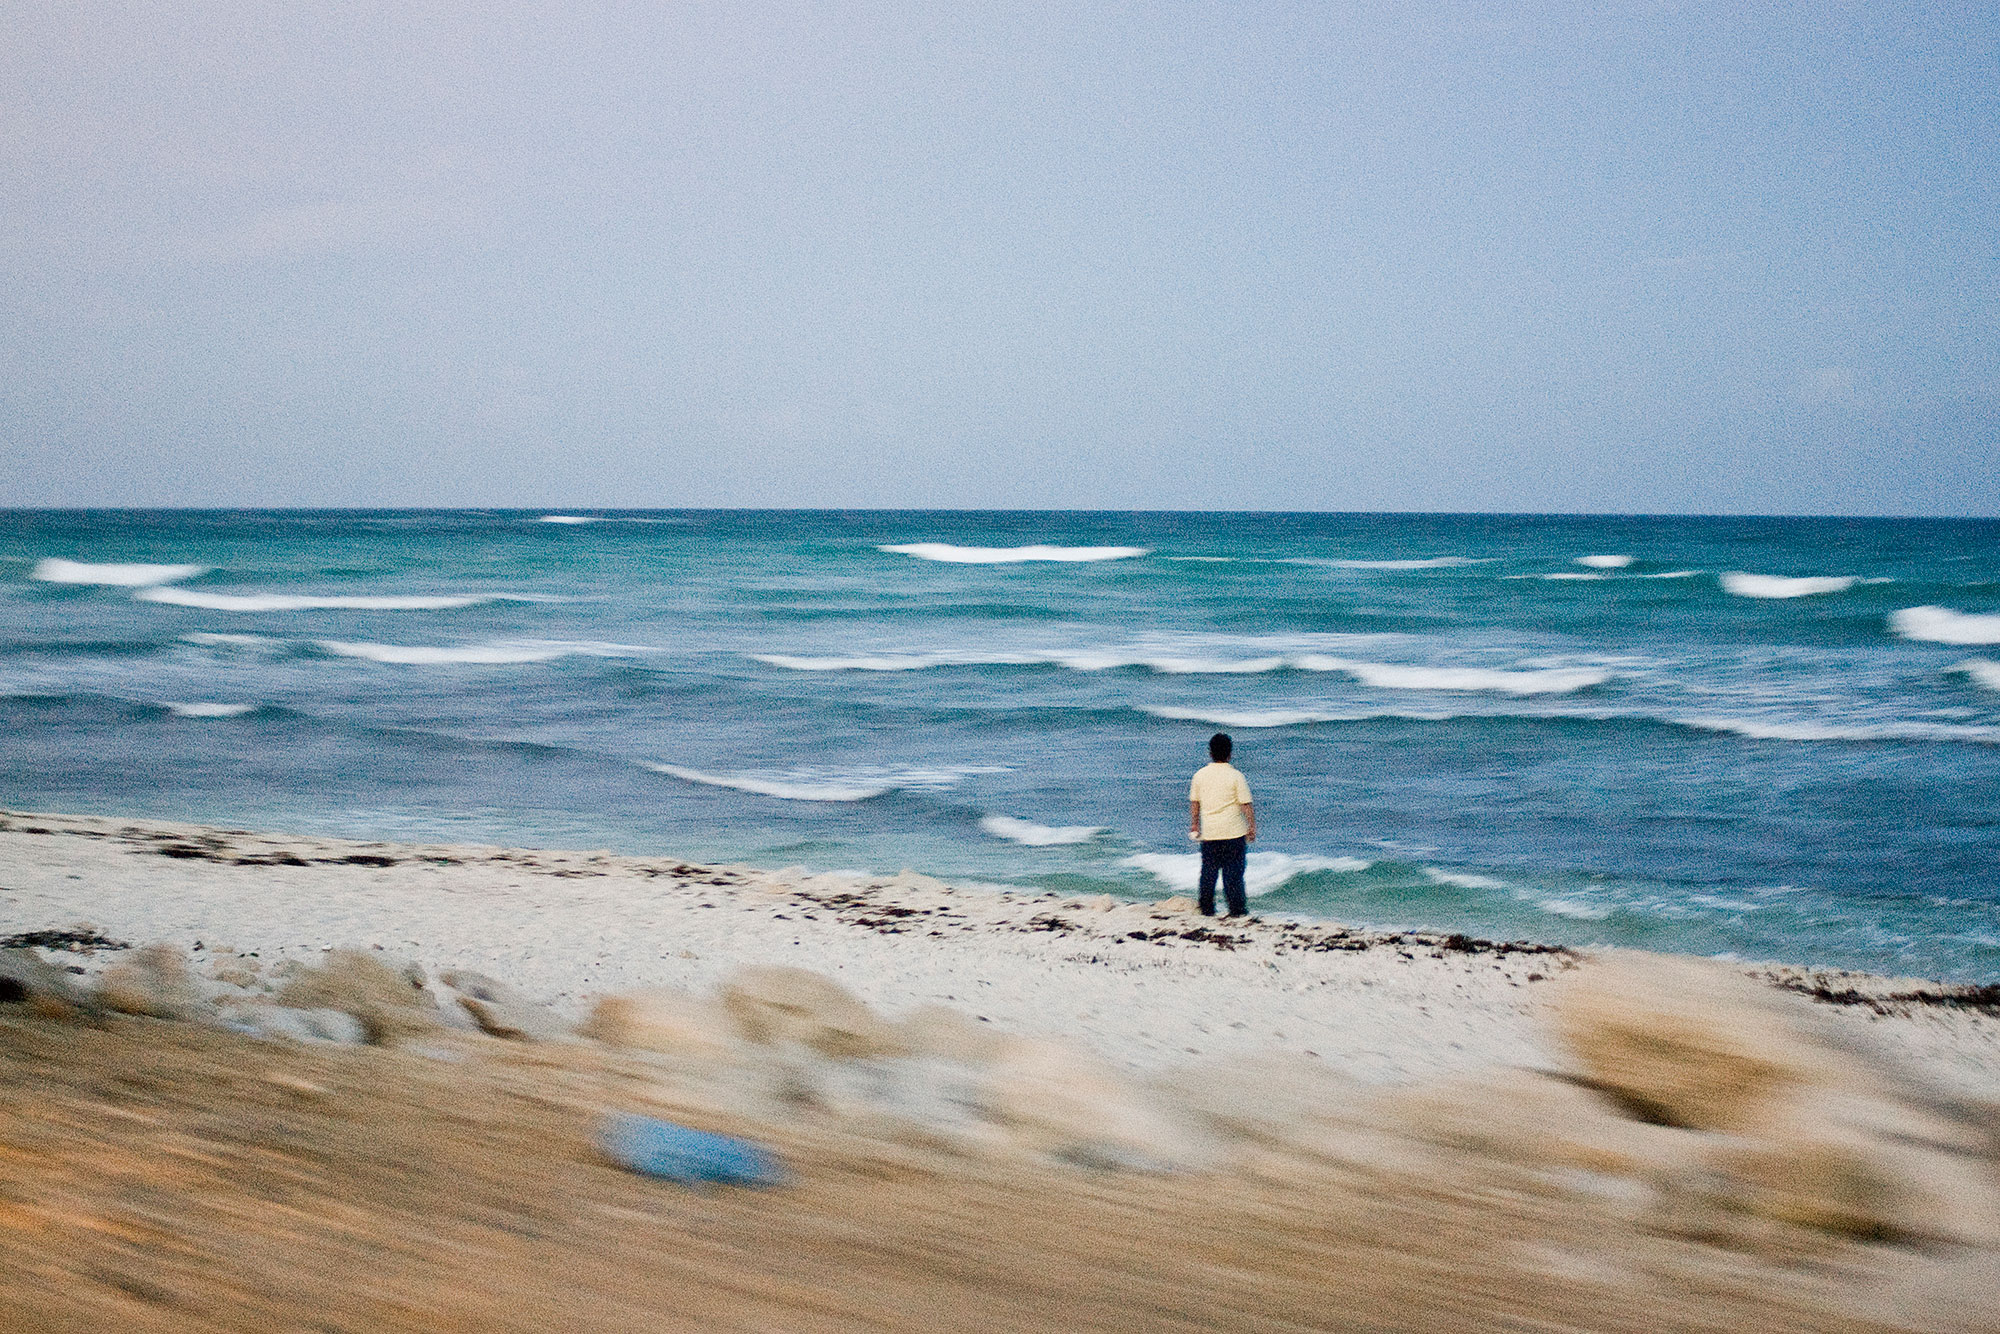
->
[1198, 836, 1249, 917]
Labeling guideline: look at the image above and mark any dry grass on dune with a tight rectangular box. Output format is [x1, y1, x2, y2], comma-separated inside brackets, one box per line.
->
[0, 1007, 1979, 1334]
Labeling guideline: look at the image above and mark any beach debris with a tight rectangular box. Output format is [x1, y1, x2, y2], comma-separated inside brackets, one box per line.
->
[0, 927, 129, 954]
[0, 946, 86, 1011]
[581, 988, 738, 1060]
[720, 965, 906, 1060]
[95, 942, 203, 1020]
[439, 969, 569, 1042]
[273, 949, 439, 1043]
[598, 1112, 786, 1188]
[221, 1004, 368, 1045]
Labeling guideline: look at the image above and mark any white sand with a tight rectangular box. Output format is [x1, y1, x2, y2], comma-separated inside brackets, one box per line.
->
[5, 809, 1997, 1091]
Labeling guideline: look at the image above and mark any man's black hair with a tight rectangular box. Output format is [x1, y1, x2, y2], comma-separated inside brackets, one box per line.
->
[1209, 732, 1232, 762]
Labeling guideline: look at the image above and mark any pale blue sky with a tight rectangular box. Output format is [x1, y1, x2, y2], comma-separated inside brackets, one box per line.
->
[3, 2, 1995, 512]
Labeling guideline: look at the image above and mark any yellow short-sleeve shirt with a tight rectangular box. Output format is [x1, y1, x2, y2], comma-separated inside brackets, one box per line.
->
[1190, 762, 1253, 840]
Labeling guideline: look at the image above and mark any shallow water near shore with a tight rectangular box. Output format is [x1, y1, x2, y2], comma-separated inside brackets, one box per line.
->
[2, 509, 1997, 980]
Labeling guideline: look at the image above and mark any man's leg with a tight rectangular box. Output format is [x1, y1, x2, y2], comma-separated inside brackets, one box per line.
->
[1222, 838, 1249, 917]
[1197, 840, 1221, 916]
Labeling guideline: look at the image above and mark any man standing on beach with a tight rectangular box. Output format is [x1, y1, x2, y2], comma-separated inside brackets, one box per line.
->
[1189, 732, 1255, 918]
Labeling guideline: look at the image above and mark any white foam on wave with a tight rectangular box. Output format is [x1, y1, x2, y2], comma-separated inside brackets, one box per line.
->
[164, 702, 257, 718]
[1295, 658, 1612, 695]
[880, 543, 1150, 564]
[1142, 706, 1342, 728]
[1123, 851, 1372, 897]
[1719, 573, 1858, 599]
[1577, 555, 1633, 569]
[538, 515, 599, 524]
[1291, 557, 1488, 571]
[1167, 556, 1239, 562]
[1420, 866, 1510, 891]
[139, 587, 512, 612]
[1892, 606, 2000, 645]
[644, 764, 889, 802]
[1643, 570, 1702, 579]
[1951, 659, 2000, 692]
[317, 639, 656, 666]
[32, 558, 209, 587]
[1677, 715, 2000, 745]
[643, 762, 1001, 803]
[1538, 572, 1606, 581]
[979, 815, 1105, 847]
[757, 649, 1607, 690]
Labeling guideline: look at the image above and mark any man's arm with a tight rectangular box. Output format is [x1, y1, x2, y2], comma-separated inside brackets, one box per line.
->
[1243, 802, 1255, 842]
[1190, 799, 1202, 837]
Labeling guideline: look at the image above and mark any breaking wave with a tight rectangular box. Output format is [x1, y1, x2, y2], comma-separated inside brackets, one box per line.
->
[1300, 659, 1612, 694]
[879, 543, 1149, 564]
[1576, 555, 1632, 569]
[316, 639, 656, 665]
[164, 702, 258, 718]
[979, 815, 1105, 846]
[32, 558, 209, 587]
[1676, 716, 2000, 745]
[1892, 606, 2000, 646]
[1289, 556, 1488, 571]
[1948, 659, 2000, 692]
[1719, 573, 1858, 599]
[756, 649, 1609, 691]
[139, 587, 513, 612]
[1141, 706, 1342, 728]
[1123, 851, 1373, 897]
[642, 763, 1003, 803]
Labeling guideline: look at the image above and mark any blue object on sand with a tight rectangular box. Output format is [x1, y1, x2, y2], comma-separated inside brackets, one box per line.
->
[599, 1113, 787, 1188]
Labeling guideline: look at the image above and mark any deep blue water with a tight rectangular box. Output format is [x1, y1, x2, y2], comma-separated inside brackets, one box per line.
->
[3, 509, 1998, 980]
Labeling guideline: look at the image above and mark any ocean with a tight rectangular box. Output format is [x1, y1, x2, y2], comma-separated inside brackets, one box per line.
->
[3, 510, 1997, 981]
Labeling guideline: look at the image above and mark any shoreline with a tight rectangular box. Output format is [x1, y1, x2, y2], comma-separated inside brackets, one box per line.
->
[4, 806, 1996, 1093]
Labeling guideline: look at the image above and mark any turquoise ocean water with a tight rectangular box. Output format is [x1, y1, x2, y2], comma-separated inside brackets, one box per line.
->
[3, 510, 1997, 981]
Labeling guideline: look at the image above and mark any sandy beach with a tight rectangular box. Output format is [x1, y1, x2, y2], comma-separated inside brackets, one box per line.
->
[4, 808, 2000, 1330]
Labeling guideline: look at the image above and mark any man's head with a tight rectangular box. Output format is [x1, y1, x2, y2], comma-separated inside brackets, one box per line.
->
[1209, 732, 1233, 763]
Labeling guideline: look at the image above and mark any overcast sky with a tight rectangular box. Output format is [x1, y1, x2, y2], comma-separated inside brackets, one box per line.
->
[2, 2, 1995, 513]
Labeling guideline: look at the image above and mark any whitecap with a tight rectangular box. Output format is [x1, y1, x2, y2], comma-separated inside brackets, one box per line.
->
[1290, 557, 1488, 570]
[1516, 892, 1615, 921]
[1291, 658, 1612, 695]
[1141, 706, 1341, 728]
[1539, 572, 1606, 581]
[32, 558, 209, 587]
[1576, 555, 1632, 569]
[880, 543, 1149, 564]
[316, 639, 655, 666]
[980, 816, 1105, 847]
[139, 587, 501, 612]
[1642, 570, 1702, 579]
[1420, 866, 1510, 891]
[1892, 606, 2000, 646]
[164, 702, 257, 718]
[643, 764, 889, 802]
[1948, 659, 2000, 692]
[1166, 556, 1239, 562]
[755, 653, 956, 672]
[1719, 573, 1858, 599]
[1677, 716, 2000, 744]
[538, 515, 600, 524]
[1122, 851, 1372, 897]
